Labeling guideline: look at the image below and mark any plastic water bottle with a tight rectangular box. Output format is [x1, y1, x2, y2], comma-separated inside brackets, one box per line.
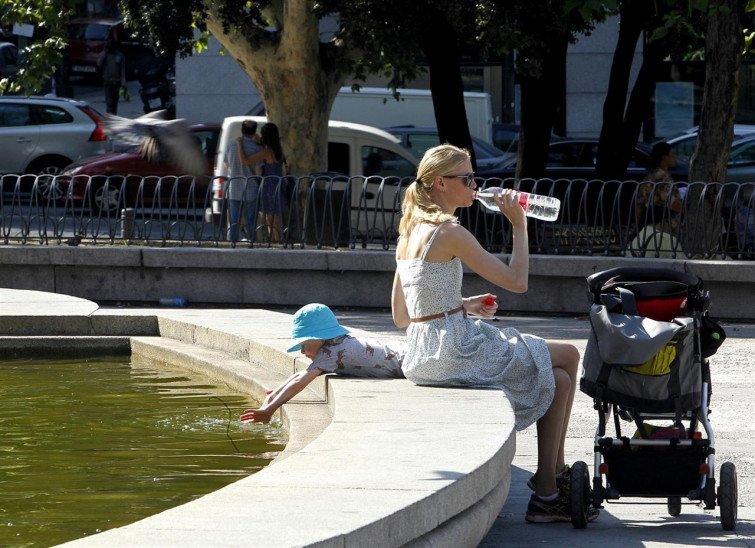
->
[476, 189, 560, 221]
[159, 297, 189, 307]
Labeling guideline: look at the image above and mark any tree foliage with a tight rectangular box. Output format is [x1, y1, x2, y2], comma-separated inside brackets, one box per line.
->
[0, 1, 70, 95]
[117, 0, 352, 174]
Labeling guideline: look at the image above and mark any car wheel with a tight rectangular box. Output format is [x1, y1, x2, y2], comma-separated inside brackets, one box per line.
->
[27, 156, 71, 202]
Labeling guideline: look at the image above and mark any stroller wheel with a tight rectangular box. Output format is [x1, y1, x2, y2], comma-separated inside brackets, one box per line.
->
[570, 461, 591, 529]
[718, 462, 738, 531]
[667, 496, 682, 517]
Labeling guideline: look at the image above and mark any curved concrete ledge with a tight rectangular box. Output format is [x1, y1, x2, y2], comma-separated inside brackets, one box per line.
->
[0, 297, 516, 547]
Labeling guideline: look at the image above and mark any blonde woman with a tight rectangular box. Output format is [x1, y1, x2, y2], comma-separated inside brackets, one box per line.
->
[391, 144, 591, 523]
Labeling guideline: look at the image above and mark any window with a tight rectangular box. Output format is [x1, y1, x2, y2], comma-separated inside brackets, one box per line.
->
[403, 134, 440, 159]
[30, 105, 73, 125]
[68, 22, 114, 41]
[670, 135, 698, 163]
[0, 46, 18, 66]
[0, 104, 30, 127]
[194, 129, 219, 160]
[546, 143, 579, 168]
[730, 140, 755, 164]
[327, 142, 350, 175]
[361, 146, 415, 177]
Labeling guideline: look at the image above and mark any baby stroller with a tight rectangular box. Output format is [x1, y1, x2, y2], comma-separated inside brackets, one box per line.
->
[569, 266, 737, 530]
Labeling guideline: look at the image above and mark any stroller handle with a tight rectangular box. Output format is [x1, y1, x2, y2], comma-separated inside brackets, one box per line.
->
[587, 267, 702, 297]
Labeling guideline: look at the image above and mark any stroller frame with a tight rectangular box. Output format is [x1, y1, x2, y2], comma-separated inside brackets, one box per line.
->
[571, 266, 737, 530]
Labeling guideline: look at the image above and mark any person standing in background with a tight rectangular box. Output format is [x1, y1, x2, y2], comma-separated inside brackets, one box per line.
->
[238, 122, 288, 243]
[224, 120, 262, 242]
[96, 37, 126, 115]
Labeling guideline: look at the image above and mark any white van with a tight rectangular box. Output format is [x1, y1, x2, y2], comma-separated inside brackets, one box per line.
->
[212, 116, 418, 241]
[249, 87, 495, 144]
[330, 87, 493, 144]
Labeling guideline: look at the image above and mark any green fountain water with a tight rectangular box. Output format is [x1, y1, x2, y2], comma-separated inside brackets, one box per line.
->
[0, 355, 287, 547]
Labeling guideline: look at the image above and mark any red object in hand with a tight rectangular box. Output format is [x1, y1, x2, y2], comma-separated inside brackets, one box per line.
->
[484, 297, 496, 306]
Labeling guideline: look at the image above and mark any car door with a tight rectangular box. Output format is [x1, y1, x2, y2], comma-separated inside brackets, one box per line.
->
[0, 102, 40, 174]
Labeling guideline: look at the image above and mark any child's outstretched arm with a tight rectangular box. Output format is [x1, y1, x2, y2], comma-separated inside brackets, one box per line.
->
[240, 368, 322, 423]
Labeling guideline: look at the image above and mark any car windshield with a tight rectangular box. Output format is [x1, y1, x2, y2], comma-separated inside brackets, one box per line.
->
[68, 23, 112, 41]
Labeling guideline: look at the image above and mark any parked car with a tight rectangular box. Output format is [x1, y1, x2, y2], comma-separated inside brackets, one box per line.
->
[383, 125, 509, 171]
[60, 122, 221, 213]
[478, 138, 689, 181]
[67, 17, 155, 80]
[0, 96, 108, 200]
[662, 124, 755, 164]
[0, 41, 19, 79]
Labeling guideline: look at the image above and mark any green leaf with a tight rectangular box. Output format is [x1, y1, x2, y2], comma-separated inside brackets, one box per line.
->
[649, 27, 669, 42]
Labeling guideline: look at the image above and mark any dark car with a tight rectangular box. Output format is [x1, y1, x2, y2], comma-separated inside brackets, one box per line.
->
[60, 123, 220, 213]
[661, 124, 755, 165]
[479, 138, 689, 181]
[67, 17, 155, 80]
[0, 41, 19, 79]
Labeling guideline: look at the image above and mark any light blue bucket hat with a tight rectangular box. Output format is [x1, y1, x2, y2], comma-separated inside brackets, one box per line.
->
[287, 303, 349, 352]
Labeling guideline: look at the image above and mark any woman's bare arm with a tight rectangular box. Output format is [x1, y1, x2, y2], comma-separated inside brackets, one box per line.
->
[237, 139, 272, 166]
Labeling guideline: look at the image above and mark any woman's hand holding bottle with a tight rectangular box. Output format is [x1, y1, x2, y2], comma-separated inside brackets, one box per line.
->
[476, 188, 560, 222]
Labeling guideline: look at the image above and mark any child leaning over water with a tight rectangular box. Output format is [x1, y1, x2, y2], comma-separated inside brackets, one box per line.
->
[240, 303, 404, 423]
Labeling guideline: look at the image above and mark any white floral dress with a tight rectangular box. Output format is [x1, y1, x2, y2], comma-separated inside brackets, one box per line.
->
[396, 223, 555, 431]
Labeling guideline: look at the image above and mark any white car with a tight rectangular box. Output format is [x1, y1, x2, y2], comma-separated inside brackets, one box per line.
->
[0, 96, 109, 177]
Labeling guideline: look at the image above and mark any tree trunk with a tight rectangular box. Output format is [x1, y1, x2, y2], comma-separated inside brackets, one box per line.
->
[206, 2, 346, 175]
[620, 35, 665, 162]
[517, 35, 568, 179]
[684, 0, 745, 257]
[595, 2, 648, 179]
[418, 9, 476, 169]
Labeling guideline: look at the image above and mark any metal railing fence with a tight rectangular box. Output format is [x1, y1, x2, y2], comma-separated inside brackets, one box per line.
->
[1, 173, 753, 260]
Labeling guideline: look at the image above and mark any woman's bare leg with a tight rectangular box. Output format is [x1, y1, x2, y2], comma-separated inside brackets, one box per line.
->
[535, 366, 571, 496]
[549, 341, 580, 470]
[534, 341, 579, 497]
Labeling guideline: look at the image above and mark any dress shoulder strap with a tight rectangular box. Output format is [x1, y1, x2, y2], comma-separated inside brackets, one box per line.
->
[420, 222, 451, 261]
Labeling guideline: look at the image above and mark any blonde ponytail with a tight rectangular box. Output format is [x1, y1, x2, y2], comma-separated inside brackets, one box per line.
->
[398, 144, 471, 238]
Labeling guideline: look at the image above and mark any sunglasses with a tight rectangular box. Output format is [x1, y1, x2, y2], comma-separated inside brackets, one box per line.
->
[442, 172, 476, 187]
